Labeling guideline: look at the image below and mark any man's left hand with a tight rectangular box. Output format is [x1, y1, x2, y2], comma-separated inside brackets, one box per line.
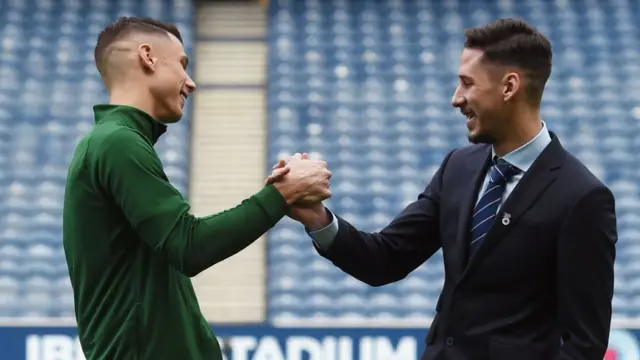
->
[264, 153, 310, 185]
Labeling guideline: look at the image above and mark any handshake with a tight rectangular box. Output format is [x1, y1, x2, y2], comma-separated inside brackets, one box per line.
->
[264, 153, 333, 229]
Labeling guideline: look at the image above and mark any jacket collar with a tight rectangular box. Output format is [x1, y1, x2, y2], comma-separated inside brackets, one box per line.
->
[93, 104, 167, 144]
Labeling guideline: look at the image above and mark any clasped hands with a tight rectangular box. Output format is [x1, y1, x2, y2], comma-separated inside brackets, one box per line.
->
[265, 153, 332, 230]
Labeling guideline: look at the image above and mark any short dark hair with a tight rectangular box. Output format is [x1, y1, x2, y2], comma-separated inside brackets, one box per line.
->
[464, 18, 552, 103]
[94, 17, 183, 77]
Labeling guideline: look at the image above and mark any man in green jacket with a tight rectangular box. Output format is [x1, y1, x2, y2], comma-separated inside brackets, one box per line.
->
[62, 17, 331, 360]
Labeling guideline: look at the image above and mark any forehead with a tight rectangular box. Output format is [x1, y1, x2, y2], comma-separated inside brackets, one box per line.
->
[163, 33, 187, 57]
[458, 48, 490, 78]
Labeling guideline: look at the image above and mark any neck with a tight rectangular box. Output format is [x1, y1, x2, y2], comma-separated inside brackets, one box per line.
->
[109, 86, 158, 120]
[493, 107, 542, 157]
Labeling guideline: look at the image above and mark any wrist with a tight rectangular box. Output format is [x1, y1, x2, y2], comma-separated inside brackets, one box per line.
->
[272, 182, 302, 205]
[302, 207, 331, 231]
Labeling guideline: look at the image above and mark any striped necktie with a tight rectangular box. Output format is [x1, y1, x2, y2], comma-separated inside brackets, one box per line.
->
[469, 158, 520, 257]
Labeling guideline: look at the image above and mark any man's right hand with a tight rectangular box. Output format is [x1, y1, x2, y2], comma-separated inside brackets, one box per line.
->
[272, 154, 332, 205]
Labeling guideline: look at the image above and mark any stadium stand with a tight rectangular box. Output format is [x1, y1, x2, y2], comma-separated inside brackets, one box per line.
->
[0, 0, 195, 318]
[266, 0, 640, 325]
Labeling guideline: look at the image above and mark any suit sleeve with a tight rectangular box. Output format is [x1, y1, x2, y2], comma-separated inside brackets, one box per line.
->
[94, 128, 289, 277]
[313, 150, 453, 287]
[555, 186, 617, 360]
[307, 210, 339, 250]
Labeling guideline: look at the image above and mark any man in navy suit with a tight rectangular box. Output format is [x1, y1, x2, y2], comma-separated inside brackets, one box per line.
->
[268, 18, 617, 360]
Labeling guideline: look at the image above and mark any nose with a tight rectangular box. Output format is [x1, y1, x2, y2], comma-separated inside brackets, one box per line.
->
[451, 87, 464, 108]
[186, 75, 196, 93]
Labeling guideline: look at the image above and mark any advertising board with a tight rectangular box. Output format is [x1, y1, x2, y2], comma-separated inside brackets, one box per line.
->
[2, 326, 639, 360]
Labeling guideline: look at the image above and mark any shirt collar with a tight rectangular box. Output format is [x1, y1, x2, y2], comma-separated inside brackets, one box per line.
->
[493, 121, 552, 173]
[93, 104, 167, 144]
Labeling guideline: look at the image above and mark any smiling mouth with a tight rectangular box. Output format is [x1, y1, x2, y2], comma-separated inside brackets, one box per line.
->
[462, 110, 476, 121]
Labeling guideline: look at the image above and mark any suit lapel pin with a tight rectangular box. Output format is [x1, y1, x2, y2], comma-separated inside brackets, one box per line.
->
[502, 213, 511, 226]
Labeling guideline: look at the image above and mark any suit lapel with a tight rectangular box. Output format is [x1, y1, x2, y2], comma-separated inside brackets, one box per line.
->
[451, 146, 493, 278]
[459, 135, 565, 281]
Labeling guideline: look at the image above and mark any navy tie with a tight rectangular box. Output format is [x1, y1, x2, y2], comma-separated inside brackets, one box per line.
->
[469, 158, 520, 258]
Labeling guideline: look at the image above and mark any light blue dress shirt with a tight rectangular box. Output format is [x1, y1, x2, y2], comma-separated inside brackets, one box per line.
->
[309, 122, 552, 251]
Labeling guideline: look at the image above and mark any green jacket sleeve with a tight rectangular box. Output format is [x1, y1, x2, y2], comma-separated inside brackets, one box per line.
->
[94, 128, 289, 277]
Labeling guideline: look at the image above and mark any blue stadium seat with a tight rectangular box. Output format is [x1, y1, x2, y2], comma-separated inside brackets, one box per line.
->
[0, 0, 195, 318]
[266, 0, 640, 322]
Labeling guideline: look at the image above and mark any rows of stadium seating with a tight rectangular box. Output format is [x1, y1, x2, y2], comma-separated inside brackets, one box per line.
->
[266, 0, 640, 322]
[0, 0, 195, 318]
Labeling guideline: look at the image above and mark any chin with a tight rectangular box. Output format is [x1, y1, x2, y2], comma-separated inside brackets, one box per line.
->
[172, 109, 184, 122]
[156, 114, 181, 124]
[160, 107, 183, 123]
[173, 105, 185, 121]
[468, 131, 495, 145]
[165, 116, 182, 124]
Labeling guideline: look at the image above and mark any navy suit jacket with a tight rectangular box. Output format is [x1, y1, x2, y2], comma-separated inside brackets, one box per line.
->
[315, 133, 617, 360]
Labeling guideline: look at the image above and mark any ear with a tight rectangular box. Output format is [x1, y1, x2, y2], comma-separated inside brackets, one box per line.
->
[137, 44, 156, 73]
[502, 72, 520, 102]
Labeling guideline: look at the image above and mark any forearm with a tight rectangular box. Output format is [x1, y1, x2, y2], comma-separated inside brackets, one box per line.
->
[320, 215, 436, 286]
[303, 208, 412, 285]
[98, 130, 291, 277]
[137, 185, 289, 276]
